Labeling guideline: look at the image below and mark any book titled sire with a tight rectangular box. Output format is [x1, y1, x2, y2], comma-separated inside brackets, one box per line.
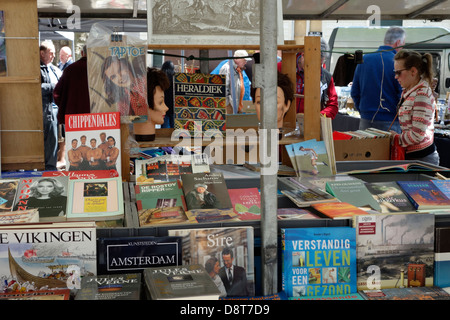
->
[281, 227, 357, 298]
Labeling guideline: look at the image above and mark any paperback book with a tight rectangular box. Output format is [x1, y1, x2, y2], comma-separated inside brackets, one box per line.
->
[143, 264, 221, 300]
[65, 112, 121, 175]
[434, 226, 450, 288]
[397, 180, 450, 210]
[97, 236, 182, 274]
[364, 181, 416, 213]
[311, 202, 369, 220]
[430, 179, 450, 199]
[289, 139, 333, 178]
[228, 188, 261, 220]
[181, 172, 232, 210]
[75, 273, 142, 300]
[280, 178, 337, 208]
[281, 227, 357, 298]
[135, 180, 187, 212]
[277, 208, 319, 220]
[353, 213, 435, 290]
[0, 209, 39, 224]
[325, 180, 382, 211]
[359, 286, 450, 300]
[184, 208, 240, 224]
[168, 226, 255, 297]
[66, 177, 124, 221]
[0, 221, 97, 291]
[0, 289, 71, 300]
[138, 207, 188, 226]
[0, 179, 18, 212]
[13, 176, 69, 222]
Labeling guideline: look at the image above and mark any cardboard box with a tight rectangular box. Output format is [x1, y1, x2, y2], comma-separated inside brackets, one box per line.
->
[333, 137, 390, 161]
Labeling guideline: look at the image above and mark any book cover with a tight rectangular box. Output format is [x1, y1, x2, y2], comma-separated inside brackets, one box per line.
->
[290, 139, 333, 178]
[280, 179, 337, 208]
[430, 179, 450, 199]
[359, 286, 450, 300]
[66, 177, 124, 221]
[434, 226, 450, 288]
[0, 289, 71, 300]
[0, 11, 6, 76]
[12, 177, 69, 221]
[97, 236, 182, 274]
[353, 213, 435, 290]
[143, 264, 221, 300]
[397, 180, 450, 210]
[0, 221, 97, 291]
[0, 179, 18, 212]
[277, 208, 319, 220]
[228, 188, 261, 220]
[311, 202, 369, 219]
[0, 209, 39, 224]
[181, 172, 232, 210]
[135, 180, 187, 212]
[75, 273, 141, 300]
[174, 73, 227, 137]
[184, 208, 240, 224]
[325, 180, 382, 211]
[138, 207, 188, 226]
[289, 292, 364, 300]
[281, 227, 357, 298]
[364, 181, 416, 213]
[42, 169, 120, 179]
[168, 226, 255, 297]
[65, 112, 121, 175]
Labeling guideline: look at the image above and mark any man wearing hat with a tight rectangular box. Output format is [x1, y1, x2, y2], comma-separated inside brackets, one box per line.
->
[216, 50, 252, 114]
[185, 183, 221, 209]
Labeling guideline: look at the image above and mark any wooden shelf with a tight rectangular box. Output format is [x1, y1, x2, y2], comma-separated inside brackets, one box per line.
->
[0, 76, 40, 84]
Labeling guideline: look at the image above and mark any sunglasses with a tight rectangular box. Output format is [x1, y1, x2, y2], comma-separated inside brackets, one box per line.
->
[394, 68, 408, 76]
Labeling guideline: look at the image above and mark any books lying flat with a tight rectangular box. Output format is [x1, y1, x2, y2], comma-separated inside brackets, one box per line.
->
[325, 180, 381, 211]
[135, 180, 187, 212]
[397, 180, 450, 210]
[66, 177, 124, 221]
[228, 188, 261, 220]
[143, 264, 221, 300]
[353, 213, 435, 290]
[364, 181, 416, 213]
[75, 274, 141, 300]
[281, 227, 357, 298]
[0, 289, 71, 300]
[281, 179, 337, 207]
[138, 206, 188, 226]
[311, 202, 369, 219]
[277, 208, 319, 220]
[359, 286, 450, 300]
[184, 208, 240, 223]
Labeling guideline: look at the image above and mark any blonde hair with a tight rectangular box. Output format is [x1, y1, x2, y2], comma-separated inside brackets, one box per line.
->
[394, 49, 434, 85]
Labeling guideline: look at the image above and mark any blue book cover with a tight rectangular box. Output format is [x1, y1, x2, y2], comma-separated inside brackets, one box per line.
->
[281, 227, 357, 298]
[97, 236, 182, 274]
[435, 227, 450, 288]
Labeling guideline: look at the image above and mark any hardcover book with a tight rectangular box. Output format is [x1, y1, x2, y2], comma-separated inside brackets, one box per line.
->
[325, 180, 382, 211]
[0, 221, 97, 291]
[143, 264, 221, 300]
[434, 226, 450, 288]
[430, 179, 450, 199]
[353, 213, 435, 290]
[181, 172, 232, 210]
[364, 181, 416, 213]
[97, 236, 182, 274]
[228, 188, 261, 220]
[174, 73, 227, 137]
[12, 176, 69, 222]
[66, 177, 124, 221]
[75, 273, 142, 300]
[397, 180, 450, 210]
[138, 207, 188, 226]
[135, 180, 187, 212]
[168, 226, 255, 297]
[65, 112, 121, 175]
[311, 202, 369, 219]
[281, 227, 357, 298]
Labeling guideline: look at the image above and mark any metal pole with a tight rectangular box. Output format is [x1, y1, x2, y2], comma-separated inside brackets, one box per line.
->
[254, 0, 279, 295]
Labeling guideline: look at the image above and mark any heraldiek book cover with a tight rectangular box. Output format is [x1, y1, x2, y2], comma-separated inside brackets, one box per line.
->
[168, 226, 255, 297]
[65, 112, 121, 175]
[13, 176, 69, 222]
[75, 273, 142, 300]
[281, 227, 357, 298]
[66, 177, 124, 221]
[353, 213, 435, 290]
[143, 264, 221, 300]
[96, 236, 182, 274]
[0, 221, 97, 292]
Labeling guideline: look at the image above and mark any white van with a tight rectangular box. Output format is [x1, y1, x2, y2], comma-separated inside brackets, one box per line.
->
[327, 26, 450, 98]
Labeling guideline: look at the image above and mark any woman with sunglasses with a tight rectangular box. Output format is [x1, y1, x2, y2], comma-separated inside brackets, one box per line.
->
[391, 49, 439, 165]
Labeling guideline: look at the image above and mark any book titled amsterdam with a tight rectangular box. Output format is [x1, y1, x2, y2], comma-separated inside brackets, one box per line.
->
[12, 176, 69, 222]
[143, 264, 221, 300]
[66, 177, 124, 221]
[353, 213, 435, 290]
[0, 221, 97, 292]
[281, 227, 357, 298]
[75, 273, 142, 300]
[97, 236, 182, 274]
[168, 226, 255, 297]
[65, 112, 121, 175]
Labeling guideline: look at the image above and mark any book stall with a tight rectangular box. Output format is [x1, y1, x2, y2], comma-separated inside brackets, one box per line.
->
[1, 0, 450, 309]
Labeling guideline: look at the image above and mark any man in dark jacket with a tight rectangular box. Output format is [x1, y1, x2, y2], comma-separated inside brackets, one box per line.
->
[219, 247, 248, 296]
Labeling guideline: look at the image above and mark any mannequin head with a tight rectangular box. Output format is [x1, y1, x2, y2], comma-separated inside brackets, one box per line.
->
[251, 71, 294, 128]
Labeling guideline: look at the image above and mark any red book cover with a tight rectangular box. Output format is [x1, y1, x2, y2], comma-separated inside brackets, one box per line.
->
[228, 188, 261, 221]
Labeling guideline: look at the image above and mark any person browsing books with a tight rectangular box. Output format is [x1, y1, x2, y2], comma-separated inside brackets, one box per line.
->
[219, 247, 248, 296]
[391, 49, 440, 165]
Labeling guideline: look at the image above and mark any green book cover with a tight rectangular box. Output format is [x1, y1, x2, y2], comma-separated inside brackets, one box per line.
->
[325, 180, 381, 211]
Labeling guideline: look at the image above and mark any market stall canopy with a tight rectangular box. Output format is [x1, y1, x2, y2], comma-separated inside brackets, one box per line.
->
[37, 0, 450, 22]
